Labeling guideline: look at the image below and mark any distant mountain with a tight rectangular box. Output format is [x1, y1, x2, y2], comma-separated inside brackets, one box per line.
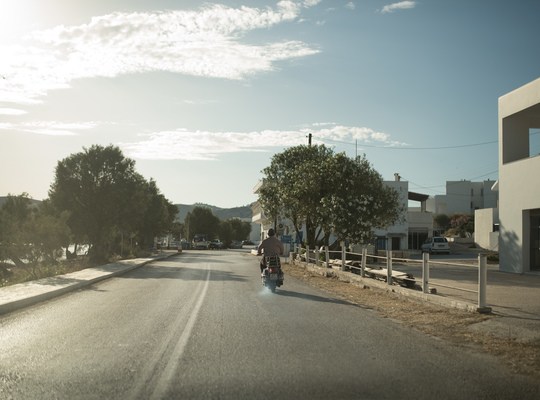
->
[175, 203, 253, 222]
[0, 198, 253, 222]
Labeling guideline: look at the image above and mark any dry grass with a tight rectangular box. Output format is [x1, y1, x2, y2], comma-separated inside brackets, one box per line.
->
[282, 262, 540, 379]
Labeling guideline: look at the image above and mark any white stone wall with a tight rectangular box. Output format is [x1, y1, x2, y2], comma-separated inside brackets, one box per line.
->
[474, 208, 499, 251]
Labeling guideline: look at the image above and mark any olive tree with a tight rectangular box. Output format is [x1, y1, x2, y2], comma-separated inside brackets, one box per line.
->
[48, 145, 171, 262]
[321, 153, 402, 244]
[184, 206, 220, 240]
[0, 194, 70, 274]
[258, 145, 401, 248]
[259, 145, 336, 246]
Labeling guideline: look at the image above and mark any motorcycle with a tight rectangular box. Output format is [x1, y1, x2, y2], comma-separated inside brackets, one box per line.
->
[261, 255, 284, 293]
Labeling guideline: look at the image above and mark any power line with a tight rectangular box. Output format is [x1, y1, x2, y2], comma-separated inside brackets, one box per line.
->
[321, 137, 498, 150]
[405, 169, 499, 195]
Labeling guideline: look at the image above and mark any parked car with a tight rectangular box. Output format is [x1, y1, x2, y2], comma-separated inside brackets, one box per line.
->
[421, 237, 450, 254]
[192, 234, 209, 249]
[209, 239, 224, 250]
[229, 240, 243, 249]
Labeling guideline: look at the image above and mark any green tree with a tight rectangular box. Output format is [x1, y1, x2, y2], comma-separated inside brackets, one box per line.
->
[434, 214, 451, 232]
[322, 153, 402, 245]
[0, 193, 35, 267]
[27, 207, 71, 266]
[259, 145, 336, 246]
[185, 206, 220, 241]
[449, 214, 474, 238]
[219, 218, 251, 246]
[0, 194, 70, 275]
[170, 221, 184, 242]
[49, 145, 151, 262]
[258, 145, 401, 248]
[134, 179, 177, 251]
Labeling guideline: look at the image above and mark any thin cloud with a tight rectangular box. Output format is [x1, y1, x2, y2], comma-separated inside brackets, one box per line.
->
[0, 108, 27, 115]
[0, 2, 320, 106]
[380, 1, 416, 14]
[120, 124, 404, 161]
[345, 2, 356, 11]
[0, 120, 99, 136]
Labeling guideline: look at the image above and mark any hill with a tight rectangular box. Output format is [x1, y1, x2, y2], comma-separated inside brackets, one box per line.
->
[0, 196, 42, 208]
[175, 203, 252, 222]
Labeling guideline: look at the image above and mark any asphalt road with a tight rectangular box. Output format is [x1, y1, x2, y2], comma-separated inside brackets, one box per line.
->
[0, 250, 538, 399]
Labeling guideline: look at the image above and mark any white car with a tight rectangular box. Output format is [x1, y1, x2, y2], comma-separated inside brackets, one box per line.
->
[421, 237, 450, 254]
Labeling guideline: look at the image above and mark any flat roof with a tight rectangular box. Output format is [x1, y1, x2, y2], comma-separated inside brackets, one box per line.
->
[408, 191, 429, 202]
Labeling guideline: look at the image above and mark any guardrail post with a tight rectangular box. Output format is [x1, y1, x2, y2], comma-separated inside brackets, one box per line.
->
[315, 248, 320, 266]
[387, 250, 393, 285]
[361, 248, 367, 277]
[305, 245, 309, 264]
[325, 246, 330, 268]
[422, 252, 430, 294]
[341, 241, 346, 271]
[478, 254, 491, 313]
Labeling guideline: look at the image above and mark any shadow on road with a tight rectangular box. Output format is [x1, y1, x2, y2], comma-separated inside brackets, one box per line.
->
[275, 289, 367, 308]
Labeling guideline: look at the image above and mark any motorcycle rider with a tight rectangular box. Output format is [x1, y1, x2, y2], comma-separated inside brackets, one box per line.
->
[257, 228, 284, 274]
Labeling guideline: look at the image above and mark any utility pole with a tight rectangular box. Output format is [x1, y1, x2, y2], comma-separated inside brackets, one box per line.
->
[307, 133, 312, 146]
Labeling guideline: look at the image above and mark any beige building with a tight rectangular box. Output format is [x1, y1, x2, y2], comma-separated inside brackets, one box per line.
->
[498, 77, 540, 273]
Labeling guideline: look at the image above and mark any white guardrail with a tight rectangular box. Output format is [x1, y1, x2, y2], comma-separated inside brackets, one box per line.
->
[292, 244, 489, 312]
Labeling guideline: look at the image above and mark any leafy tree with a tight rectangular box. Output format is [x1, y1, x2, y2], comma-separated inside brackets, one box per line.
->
[321, 153, 402, 245]
[219, 218, 251, 246]
[434, 214, 450, 232]
[134, 179, 177, 251]
[49, 145, 154, 262]
[259, 145, 336, 246]
[448, 214, 474, 238]
[0, 193, 35, 267]
[258, 145, 401, 248]
[185, 206, 220, 240]
[218, 220, 234, 246]
[170, 221, 184, 242]
[26, 207, 71, 266]
[0, 194, 70, 274]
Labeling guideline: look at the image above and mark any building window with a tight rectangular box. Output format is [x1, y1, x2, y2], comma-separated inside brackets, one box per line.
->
[530, 129, 540, 158]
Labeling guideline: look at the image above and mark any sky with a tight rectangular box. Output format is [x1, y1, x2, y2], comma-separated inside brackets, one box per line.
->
[1, 0, 539, 208]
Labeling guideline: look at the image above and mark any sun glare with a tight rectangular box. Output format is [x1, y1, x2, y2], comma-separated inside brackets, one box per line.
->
[0, 1, 37, 44]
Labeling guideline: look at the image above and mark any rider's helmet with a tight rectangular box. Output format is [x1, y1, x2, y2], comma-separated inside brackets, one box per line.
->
[268, 228, 275, 237]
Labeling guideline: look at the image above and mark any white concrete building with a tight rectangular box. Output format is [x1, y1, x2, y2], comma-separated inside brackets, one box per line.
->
[474, 207, 499, 251]
[426, 180, 498, 215]
[498, 77, 540, 273]
[374, 176, 433, 251]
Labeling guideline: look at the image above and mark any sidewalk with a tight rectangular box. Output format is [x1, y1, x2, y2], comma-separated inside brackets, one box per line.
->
[0, 251, 178, 315]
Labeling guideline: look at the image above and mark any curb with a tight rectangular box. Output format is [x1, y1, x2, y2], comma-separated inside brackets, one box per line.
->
[0, 252, 179, 315]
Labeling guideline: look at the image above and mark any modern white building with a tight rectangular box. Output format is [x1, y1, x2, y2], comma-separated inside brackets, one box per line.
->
[498, 77, 540, 274]
[474, 207, 499, 251]
[374, 176, 433, 251]
[426, 180, 498, 215]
